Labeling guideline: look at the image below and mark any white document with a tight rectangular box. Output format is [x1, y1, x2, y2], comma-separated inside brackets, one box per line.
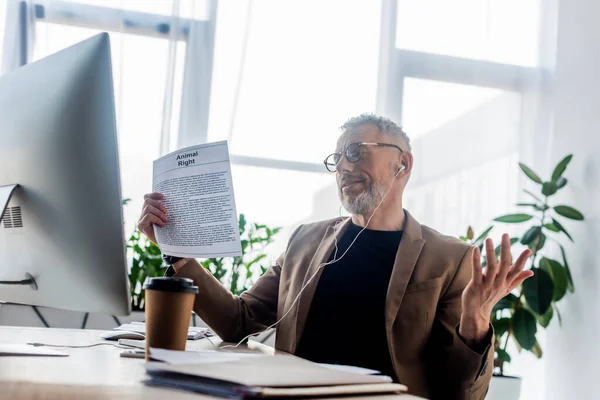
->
[152, 141, 242, 258]
[318, 363, 384, 376]
[0, 344, 68, 357]
[148, 347, 263, 365]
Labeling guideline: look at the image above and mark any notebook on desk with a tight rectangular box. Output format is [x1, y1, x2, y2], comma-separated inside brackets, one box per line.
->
[144, 351, 407, 398]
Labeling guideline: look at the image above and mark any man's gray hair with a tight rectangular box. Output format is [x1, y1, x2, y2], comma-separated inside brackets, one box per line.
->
[340, 113, 411, 151]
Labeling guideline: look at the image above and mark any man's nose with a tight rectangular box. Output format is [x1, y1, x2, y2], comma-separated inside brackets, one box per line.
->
[336, 153, 353, 174]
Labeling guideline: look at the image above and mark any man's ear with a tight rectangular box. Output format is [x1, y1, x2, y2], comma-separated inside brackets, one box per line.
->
[400, 152, 413, 176]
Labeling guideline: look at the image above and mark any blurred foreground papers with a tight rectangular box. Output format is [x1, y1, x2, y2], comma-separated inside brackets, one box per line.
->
[145, 350, 407, 398]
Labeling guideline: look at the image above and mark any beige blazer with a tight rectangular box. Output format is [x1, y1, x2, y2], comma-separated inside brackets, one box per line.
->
[172, 210, 494, 399]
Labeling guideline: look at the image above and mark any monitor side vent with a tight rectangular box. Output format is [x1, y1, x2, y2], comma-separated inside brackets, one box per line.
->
[11, 206, 23, 228]
[1, 206, 23, 229]
[1, 208, 12, 228]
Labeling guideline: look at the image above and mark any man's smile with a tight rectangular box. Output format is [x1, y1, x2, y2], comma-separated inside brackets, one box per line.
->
[340, 177, 365, 192]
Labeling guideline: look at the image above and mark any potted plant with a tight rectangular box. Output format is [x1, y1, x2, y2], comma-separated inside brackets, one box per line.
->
[127, 228, 167, 313]
[126, 211, 280, 316]
[461, 154, 584, 400]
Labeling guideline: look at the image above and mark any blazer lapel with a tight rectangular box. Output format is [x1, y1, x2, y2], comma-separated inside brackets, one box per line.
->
[385, 210, 426, 329]
[291, 217, 352, 353]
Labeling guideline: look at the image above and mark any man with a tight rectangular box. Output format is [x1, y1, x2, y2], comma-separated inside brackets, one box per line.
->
[139, 114, 532, 399]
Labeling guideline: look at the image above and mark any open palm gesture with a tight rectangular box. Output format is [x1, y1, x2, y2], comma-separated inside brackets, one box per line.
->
[459, 234, 533, 341]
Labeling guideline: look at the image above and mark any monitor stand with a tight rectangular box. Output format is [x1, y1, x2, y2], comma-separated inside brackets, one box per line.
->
[0, 184, 37, 290]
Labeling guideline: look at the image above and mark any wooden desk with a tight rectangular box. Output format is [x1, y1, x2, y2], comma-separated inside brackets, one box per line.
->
[0, 326, 424, 399]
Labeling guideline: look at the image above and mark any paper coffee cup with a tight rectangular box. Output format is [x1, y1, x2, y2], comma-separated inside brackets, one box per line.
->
[143, 277, 198, 359]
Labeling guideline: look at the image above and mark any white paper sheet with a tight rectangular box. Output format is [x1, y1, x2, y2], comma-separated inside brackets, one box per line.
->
[148, 347, 263, 365]
[0, 344, 68, 357]
[152, 141, 242, 258]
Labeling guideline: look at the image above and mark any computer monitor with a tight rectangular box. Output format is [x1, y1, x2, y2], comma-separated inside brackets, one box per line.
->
[0, 33, 130, 316]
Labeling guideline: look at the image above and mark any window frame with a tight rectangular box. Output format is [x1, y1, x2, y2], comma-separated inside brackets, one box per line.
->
[377, 0, 540, 126]
[376, 0, 548, 188]
[7, 0, 548, 177]
[10, 0, 217, 156]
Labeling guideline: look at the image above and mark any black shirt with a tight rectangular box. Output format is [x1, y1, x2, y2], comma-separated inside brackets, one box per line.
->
[295, 222, 402, 380]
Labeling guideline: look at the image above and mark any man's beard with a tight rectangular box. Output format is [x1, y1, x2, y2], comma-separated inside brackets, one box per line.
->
[339, 179, 387, 215]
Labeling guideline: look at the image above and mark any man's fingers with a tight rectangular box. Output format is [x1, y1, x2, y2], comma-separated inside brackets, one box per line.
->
[144, 192, 164, 200]
[144, 198, 166, 213]
[139, 213, 166, 228]
[142, 204, 168, 223]
[471, 247, 483, 286]
[498, 234, 512, 278]
[506, 249, 532, 282]
[485, 238, 498, 279]
[508, 270, 534, 292]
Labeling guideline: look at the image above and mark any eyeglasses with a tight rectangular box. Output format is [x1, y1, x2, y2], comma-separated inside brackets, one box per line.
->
[323, 142, 404, 173]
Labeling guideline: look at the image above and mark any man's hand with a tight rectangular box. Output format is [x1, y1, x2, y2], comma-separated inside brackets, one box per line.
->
[459, 233, 533, 344]
[138, 192, 168, 244]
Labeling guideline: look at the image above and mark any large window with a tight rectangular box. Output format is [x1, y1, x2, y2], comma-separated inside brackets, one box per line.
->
[207, 0, 383, 257]
[1, 0, 545, 260]
[1, 0, 383, 261]
[378, 0, 541, 239]
[3, 0, 213, 236]
[396, 0, 541, 66]
[402, 78, 522, 235]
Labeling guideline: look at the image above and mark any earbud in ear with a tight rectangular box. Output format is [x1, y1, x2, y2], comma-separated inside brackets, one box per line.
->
[398, 164, 406, 172]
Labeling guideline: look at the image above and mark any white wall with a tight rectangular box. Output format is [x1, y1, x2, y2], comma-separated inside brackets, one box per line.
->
[542, 0, 600, 398]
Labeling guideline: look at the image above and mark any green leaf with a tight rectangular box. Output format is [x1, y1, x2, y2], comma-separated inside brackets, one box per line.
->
[521, 226, 541, 245]
[555, 177, 567, 189]
[554, 205, 584, 221]
[540, 258, 569, 301]
[493, 293, 518, 313]
[493, 317, 511, 337]
[531, 340, 543, 359]
[523, 189, 542, 202]
[494, 214, 533, 223]
[542, 182, 558, 196]
[467, 226, 475, 241]
[553, 303, 563, 326]
[543, 223, 560, 232]
[511, 308, 537, 351]
[559, 245, 575, 292]
[246, 254, 267, 269]
[552, 218, 574, 242]
[238, 214, 247, 234]
[519, 162, 543, 184]
[551, 154, 573, 182]
[522, 267, 554, 315]
[496, 348, 512, 364]
[537, 299, 554, 328]
[532, 232, 546, 252]
[473, 226, 494, 246]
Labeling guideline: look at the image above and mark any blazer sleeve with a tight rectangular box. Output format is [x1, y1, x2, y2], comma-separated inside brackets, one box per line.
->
[427, 246, 495, 400]
[169, 225, 302, 342]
